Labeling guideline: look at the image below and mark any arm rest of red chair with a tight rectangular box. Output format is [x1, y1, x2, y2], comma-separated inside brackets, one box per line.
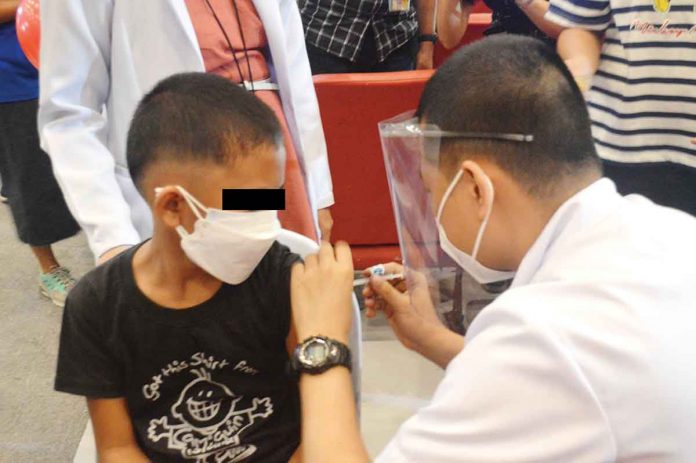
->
[470, 12, 493, 26]
[313, 70, 436, 87]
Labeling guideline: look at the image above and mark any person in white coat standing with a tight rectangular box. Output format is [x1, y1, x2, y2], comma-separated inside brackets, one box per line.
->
[39, 0, 335, 264]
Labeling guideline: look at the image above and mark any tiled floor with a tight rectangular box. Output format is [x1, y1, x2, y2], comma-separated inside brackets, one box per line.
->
[361, 335, 444, 457]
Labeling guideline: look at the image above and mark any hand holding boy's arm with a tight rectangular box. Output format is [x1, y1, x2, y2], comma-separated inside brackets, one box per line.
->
[88, 398, 151, 463]
[291, 242, 370, 463]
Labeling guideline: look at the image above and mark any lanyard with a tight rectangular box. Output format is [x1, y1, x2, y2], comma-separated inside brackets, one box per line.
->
[203, 0, 256, 93]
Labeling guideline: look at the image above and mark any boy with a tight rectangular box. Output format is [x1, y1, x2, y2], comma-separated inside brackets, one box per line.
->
[54, 73, 301, 462]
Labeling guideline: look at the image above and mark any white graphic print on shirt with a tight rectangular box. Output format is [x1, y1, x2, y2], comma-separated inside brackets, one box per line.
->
[145, 355, 273, 463]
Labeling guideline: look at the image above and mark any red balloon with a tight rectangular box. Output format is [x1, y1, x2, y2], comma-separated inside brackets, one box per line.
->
[15, 0, 41, 69]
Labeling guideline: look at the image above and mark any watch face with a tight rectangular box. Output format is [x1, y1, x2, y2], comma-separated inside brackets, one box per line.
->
[300, 338, 329, 367]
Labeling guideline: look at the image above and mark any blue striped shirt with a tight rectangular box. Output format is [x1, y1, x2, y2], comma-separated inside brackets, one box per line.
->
[546, 0, 696, 168]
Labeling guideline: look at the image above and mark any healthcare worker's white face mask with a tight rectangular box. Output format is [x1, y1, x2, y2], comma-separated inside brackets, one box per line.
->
[436, 170, 515, 284]
[156, 186, 281, 285]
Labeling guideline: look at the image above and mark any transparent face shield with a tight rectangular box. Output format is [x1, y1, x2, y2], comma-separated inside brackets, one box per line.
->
[378, 111, 533, 334]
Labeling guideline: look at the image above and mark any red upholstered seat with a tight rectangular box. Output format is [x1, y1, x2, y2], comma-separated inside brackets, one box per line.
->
[313, 70, 435, 269]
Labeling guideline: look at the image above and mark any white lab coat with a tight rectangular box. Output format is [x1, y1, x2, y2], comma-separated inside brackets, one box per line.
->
[38, 0, 333, 259]
[379, 179, 696, 462]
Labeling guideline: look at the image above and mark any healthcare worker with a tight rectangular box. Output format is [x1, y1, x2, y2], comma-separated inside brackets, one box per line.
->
[38, 0, 334, 264]
[288, 36, 696, 462]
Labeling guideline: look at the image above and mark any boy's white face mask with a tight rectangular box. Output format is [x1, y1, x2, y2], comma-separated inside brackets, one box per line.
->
[435, 170, 515, 284]
[157, 186, 281, 285]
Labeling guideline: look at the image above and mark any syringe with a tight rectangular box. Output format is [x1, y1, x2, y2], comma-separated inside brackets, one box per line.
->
[352, 273, 404, 287]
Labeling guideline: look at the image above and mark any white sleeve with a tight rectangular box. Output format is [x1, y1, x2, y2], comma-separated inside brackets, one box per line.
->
[377, 308, 617, 463]
[39, 0, 141, 258]
[278, 0, 334, 209]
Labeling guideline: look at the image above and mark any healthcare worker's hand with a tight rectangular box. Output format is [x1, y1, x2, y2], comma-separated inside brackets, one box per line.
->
[317, 208, 334, 242]
[365, 264, 465, 368]
[363, 263, 443, 351]
[291, 241, 354, 343]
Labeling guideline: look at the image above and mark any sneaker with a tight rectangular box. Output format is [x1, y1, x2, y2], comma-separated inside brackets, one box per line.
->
[39, 266, 77, 307]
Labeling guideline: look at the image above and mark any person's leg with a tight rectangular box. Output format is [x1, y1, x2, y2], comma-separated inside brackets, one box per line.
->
[305, 42, 361, 75]
[31, 246, 61, 273]
[0, 99, 80, 306]
[370, 35, 418, 72]
[602, 160, 696, 216]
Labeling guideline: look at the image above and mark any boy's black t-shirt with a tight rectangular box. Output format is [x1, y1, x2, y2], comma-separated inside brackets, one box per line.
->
[55, 242, 302, 463]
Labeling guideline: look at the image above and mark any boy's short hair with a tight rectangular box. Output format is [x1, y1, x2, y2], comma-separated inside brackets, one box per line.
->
[126, 72, 282, 191]
[417, 36, 601, 198]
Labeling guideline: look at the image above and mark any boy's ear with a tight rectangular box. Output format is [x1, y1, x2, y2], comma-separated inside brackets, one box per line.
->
[153, 186, 185, 229]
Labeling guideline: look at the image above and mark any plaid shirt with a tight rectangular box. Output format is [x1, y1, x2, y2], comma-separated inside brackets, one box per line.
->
[300, 0, 418, 63]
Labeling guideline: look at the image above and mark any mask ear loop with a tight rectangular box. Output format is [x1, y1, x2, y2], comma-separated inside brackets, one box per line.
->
[174, 186, 207, 239]
[471, 174, 495, 261]
[436, 169, 465, 223]
[175, 186, 208, 221]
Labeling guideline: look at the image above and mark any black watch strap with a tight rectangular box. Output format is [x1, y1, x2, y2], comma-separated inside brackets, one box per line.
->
[418, 34, 438, 43]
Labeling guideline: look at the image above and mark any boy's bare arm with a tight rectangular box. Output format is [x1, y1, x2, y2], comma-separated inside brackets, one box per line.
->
[87, 398, 151, 463]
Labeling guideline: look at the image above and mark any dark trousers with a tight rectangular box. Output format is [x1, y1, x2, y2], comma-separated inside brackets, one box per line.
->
[603, 159, 696, 216]
[307, 28, 418, 74]
[0, 99, 80, 246]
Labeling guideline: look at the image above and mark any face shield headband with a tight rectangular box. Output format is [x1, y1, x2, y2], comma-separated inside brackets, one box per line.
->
[378, 110, 534, 333]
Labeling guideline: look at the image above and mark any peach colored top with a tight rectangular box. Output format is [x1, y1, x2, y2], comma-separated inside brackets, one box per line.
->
[184, 0, 269, 83]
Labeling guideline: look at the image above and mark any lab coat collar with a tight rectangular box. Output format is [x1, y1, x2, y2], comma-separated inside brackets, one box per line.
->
[510, 178, 619, 288]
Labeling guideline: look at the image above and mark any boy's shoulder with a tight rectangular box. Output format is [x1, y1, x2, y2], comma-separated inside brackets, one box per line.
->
[65, 245, 136, 311]
[255, 241, 303, 279]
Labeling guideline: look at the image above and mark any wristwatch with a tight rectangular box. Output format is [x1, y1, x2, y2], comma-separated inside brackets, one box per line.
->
[290, 336, 352, 376]
[418, 34, 438, 44]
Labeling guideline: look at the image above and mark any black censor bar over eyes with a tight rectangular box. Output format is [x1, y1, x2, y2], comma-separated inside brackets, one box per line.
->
[222, 189, 286, 210]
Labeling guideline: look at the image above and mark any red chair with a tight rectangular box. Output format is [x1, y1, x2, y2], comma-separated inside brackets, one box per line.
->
[313, 70, 435, 269]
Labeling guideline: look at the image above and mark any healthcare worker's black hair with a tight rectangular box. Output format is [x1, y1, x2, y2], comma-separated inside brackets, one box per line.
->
[417, 35, 601, 198]
[126, 72, 282, 191]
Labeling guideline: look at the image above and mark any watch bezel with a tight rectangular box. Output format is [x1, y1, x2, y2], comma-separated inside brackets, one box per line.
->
[298, 336, 333, 369]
